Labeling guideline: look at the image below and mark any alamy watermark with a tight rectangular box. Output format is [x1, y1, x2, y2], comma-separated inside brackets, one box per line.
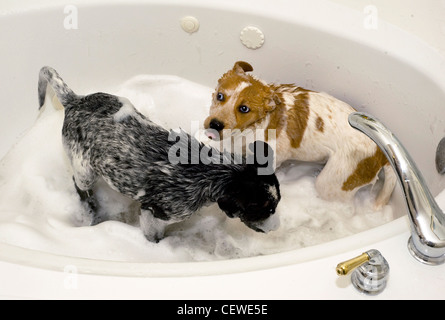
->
[168, 122, 277, 176]
[363, 5, 378, 30]
[64, 5, 79, 30]
[63, 264, 78, 290]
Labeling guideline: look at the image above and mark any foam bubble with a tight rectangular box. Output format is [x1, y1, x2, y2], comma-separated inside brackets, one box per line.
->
[0, 75, 394, 262]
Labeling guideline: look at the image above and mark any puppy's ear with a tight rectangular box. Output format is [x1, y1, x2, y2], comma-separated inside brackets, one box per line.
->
[217, 195, 240, 218]
[233, 61, 254, 74]
[263, 93, 281, 112]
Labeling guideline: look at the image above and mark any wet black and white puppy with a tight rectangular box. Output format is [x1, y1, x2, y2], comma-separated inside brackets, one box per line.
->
[38, 67, 281, 242]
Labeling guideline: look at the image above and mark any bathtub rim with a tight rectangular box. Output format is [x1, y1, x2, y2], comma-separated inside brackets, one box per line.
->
[0, 0, 442, 278]
[0, 216, 408, 277]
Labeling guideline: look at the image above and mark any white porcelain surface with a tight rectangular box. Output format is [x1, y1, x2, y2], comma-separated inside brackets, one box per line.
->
[1, 0, 445, 299]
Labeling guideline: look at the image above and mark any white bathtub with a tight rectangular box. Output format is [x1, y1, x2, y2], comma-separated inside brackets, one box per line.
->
[1, 0, 445, 299]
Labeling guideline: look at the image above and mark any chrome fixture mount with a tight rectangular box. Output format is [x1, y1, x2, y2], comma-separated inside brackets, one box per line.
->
[337, 249, 390, 295]
[349, 112, 445, 265]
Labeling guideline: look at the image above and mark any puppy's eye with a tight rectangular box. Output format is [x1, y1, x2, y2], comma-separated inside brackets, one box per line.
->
[238, 105, 250, 113]
[216, 92, 225, 101]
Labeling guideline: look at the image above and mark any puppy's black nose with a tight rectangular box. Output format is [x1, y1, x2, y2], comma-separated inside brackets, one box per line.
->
[209, 119, 225, 132]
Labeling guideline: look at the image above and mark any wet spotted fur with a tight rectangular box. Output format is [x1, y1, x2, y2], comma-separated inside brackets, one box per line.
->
[204, 61, 396, 209]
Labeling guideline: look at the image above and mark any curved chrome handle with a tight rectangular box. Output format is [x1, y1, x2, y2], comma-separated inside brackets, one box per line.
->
[349, 112, 445, 265]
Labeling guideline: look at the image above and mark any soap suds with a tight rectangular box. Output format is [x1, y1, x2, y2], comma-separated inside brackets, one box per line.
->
[0, 75, 394, 262]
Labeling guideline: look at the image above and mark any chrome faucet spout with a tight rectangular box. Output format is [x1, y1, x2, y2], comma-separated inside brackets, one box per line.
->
[349, 112, 445, 265]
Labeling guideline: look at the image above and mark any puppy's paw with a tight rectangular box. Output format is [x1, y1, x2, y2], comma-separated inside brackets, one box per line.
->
[139, 208, 168, 243]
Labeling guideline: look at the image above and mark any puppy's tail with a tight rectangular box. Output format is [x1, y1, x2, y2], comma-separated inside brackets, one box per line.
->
[38, 66, 77, 109]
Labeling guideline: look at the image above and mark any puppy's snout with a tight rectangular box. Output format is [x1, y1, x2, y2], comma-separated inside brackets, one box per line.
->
[209, 119, 225, 132]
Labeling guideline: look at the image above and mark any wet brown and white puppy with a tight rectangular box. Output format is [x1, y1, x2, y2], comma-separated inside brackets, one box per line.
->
[204, 61, 396, 209]
[38, 66, 281, 242]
